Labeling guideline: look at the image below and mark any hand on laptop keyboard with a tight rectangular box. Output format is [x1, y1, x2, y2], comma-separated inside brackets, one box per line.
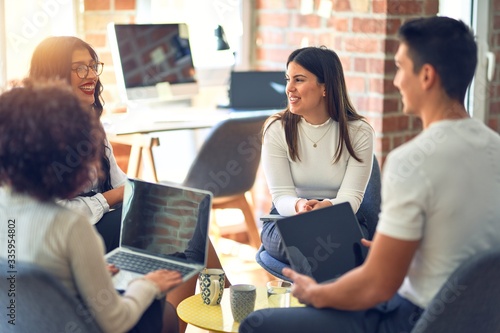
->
[107, 264, 120, 276]
[144, 270, 183, 295]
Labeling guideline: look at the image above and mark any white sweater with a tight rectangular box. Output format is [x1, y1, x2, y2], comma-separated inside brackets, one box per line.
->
[0, 188, 159, 333]
[262, 117, 374, 216]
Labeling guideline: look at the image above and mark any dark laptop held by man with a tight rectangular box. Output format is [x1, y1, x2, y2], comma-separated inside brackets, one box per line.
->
[276, 202, 368, 283]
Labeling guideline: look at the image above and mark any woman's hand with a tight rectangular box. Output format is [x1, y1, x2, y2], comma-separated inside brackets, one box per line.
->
[295, 199, 310, 213]
[304, 199, 332, 211]
[107, 264, 120, 276]
[296, 199, 333, 214]
[144, 270, 183, 294]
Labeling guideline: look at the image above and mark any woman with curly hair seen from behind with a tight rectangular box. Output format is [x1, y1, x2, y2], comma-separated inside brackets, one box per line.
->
[0, 79, 182, 333]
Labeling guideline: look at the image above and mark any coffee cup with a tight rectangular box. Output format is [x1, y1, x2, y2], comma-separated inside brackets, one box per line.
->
[230, 284, 256, 322]
[199, 268, 225, 306]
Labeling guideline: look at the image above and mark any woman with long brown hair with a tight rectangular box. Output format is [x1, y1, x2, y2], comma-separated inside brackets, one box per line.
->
[29, 36, 126, 253]
[260, 46, 374, 263]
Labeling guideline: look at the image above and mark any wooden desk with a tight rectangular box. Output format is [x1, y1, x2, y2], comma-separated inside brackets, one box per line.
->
[106, 133, 160, 182]
[103, 109, 276, 182]
[103, 108, 229, 182]
[177, 286, 302, 333]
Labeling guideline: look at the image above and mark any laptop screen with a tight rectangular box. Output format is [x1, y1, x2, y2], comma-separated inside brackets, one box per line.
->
[120, 179, 212, 265]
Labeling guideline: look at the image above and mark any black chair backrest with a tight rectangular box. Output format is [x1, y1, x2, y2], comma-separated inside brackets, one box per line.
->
[411, 247, 500, 333]
[0, 260, 102, 333]
[356, 155, 382, 239]
[183, 114, 268, 198]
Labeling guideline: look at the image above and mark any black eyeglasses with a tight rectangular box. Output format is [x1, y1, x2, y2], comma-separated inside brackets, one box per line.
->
[71, 62, 104, 79]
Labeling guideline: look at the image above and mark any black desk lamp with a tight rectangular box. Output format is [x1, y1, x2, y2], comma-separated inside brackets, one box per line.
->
[214, 25, 231, 51]
[214, 25, 236, 108]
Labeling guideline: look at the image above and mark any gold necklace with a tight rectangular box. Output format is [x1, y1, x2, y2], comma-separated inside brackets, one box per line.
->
[301, 122, 332, 148]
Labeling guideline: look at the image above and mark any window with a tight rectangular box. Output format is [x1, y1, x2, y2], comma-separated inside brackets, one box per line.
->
[439, 0, 493, 121]
[0, 0, 77, 86]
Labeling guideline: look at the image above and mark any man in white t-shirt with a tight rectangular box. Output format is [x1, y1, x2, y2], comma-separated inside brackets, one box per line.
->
[239, 16, 500, 333]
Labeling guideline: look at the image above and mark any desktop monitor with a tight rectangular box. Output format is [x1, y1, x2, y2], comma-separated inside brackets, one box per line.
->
[107, 22, 199, 104]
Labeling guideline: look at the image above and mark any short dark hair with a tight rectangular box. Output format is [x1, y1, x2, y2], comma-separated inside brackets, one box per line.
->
[398, 16, 477, 102]
[0, 79, 105, 201]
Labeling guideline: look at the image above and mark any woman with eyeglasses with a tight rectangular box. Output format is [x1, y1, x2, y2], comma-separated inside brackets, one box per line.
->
[29, 36, 126, 253]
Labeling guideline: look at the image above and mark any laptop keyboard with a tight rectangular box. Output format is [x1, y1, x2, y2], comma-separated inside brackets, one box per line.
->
[107, 251, 194, 277]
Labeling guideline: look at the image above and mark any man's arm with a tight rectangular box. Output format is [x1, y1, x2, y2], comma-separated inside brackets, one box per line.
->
[284, 233, 419, 311]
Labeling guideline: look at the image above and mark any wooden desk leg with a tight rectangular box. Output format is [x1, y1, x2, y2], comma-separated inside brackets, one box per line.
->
[127, 137, 143, 179]
[238, 193, 261, 248]
[141, 137, 159, 183]
[111, 134, 159, 182]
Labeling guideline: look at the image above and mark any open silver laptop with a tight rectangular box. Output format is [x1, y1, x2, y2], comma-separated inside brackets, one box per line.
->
[276, 202, 368, 284]
[106, 178, 212, 289]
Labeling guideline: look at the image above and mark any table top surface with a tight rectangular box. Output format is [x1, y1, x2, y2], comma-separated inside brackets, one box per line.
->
[102, 107, 277, 135]
[177, 286, 302, 333]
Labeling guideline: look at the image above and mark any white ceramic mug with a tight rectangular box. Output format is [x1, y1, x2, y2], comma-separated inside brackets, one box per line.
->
[199, 268, 225, 306]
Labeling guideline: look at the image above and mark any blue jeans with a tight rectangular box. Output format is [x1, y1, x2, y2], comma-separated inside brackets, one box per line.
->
[239, 293, 423, 333]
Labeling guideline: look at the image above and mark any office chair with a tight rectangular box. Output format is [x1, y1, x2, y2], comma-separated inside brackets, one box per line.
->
[180, 114, 269, 248]
[256, 155, 382, 281]
[411, 246, 500, 332]
[0, 260, 102, 333]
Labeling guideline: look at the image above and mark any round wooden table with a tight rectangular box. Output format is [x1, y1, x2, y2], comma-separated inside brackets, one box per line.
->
[177, 286, 302, 333]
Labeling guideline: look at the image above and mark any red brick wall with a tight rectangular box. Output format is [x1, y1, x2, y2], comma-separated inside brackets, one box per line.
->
[79, 0, 500, 164]
[80, 0, 137, 170]
[81, 0, 137, 108]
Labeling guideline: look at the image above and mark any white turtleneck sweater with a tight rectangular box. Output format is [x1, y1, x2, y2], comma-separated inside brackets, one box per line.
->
[262, 118, 374, 216]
